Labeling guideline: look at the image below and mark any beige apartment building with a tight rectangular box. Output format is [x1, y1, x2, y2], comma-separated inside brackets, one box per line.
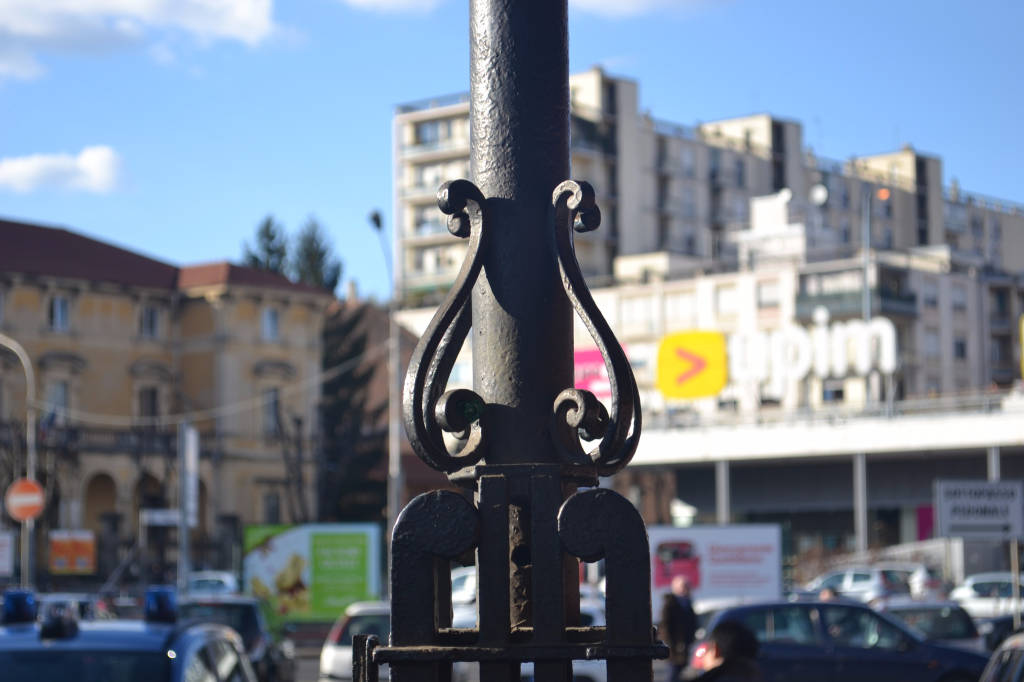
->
[0, 219, 332, 576]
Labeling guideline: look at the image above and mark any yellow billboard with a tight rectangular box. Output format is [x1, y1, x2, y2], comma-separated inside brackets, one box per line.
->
[656, 331, 728, 399]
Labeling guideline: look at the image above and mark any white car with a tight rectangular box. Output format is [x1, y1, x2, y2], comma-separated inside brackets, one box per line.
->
[804, 565, 911, 603]
[950, 572, 1024, 618]
[187, 570, 240, 595]
[320, 601, 391, 682]
[452, 600, 607, 682]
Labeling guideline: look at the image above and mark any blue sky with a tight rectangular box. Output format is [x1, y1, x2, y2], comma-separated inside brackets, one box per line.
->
[1, 0, 1021, 300]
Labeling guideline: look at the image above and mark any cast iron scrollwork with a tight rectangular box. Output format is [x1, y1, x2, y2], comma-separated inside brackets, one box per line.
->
[402, 179, 488, 473]
[550, 180, 641, 475]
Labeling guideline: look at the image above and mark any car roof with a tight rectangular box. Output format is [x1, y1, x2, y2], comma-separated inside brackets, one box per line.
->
[0, 620, 240, 652]
[345, 601, 390, 616]
[179, 595, 258, 606]
[880, 599, 965, 611]
[964, 572, 1016, 582]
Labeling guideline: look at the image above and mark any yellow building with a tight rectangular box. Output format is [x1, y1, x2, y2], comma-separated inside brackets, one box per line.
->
[0, 218, 332, 577]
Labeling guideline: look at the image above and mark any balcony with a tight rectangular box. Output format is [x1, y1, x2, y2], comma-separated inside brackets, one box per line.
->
[796, 289, 918, 321]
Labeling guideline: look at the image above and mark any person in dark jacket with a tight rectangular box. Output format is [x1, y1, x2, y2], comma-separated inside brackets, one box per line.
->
[694, 619, 762, 682]
[659, 575, 698, 682]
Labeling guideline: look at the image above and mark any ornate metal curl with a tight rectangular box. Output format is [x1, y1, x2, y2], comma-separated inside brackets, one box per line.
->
[402, 179, 488, 473]
[550, 180, 641, 476]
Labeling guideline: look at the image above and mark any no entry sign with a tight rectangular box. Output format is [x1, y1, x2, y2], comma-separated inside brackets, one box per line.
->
[5, 478, 44, 522]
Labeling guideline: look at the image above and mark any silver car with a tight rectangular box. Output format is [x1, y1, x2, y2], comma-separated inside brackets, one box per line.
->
[806, 565, 911, 603]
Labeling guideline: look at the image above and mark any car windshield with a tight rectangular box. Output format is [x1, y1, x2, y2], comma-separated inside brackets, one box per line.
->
[0, 651, 169, 682]
[336, 613, 390, 645]
[888, 607, 978, 639]
[189, 579, 230, 592]
[179, 603, 261, 643]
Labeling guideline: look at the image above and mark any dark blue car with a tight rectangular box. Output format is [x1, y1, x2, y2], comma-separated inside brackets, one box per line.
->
[698, 600, 988, 682]
[0, 587, 257, 682]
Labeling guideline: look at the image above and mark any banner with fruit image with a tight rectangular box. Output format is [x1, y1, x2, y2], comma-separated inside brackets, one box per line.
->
[243, 523, 381, 624]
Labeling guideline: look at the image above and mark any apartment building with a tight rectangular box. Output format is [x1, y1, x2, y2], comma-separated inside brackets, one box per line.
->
[0, 219, 333, 575]
[394, 66, 1024, 391]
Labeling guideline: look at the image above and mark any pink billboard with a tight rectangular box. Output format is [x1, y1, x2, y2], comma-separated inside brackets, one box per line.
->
[575, 348, 622, 400]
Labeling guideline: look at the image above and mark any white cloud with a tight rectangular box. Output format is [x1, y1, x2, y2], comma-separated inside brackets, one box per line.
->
[0, 146, 120, 193]
[0, 0, 276, 80]
[337, 0, 442, 12]
[570, 0, 704, 18]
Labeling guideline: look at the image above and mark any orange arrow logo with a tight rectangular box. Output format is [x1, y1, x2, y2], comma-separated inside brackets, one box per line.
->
[657, 331, 727, 399]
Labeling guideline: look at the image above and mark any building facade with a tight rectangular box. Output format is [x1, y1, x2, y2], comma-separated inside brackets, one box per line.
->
[392, 70, 1024, 578]
[0, 220, 332, 579]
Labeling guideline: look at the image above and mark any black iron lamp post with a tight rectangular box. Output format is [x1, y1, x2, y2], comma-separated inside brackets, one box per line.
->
[354, 2, 666, 681]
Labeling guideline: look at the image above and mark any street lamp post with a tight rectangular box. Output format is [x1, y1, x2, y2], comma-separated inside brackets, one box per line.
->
[369, 211, 403, 569]
[0, 332, 37, 587]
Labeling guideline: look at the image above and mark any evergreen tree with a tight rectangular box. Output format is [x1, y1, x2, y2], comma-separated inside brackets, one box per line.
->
[292, 217, 342, 294]
[318, 303, 386, 521]
[243, 215, 289, 274]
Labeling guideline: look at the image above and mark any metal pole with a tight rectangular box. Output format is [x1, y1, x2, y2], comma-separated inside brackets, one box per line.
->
[177, 422, 190, 593]
[715, 460, 730, 525]
[854, 453, 868, 554]
[1012, 538, 1021, 630]
[370, 211, 403, 586]
[469, 0, 572, 466]
[988, 446, 1001, 482]
[0, 333, 37, 587]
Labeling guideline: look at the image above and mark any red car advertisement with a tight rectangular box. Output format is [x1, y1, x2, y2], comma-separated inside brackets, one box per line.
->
[654, 540, 701, 589]
[647, 525, 782, 615]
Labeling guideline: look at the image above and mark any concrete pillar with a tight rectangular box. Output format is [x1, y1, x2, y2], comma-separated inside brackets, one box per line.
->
[854, 453, 868, 554]
[988, 446, 1001, 482]
[715, 460, 730, 525]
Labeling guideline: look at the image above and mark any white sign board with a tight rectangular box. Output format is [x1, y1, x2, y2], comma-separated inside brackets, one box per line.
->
[140, 508, 195, 528]
[647, 524, 782, 615]
[0, 530, 13, 578]
[935, 480, 1024, 540]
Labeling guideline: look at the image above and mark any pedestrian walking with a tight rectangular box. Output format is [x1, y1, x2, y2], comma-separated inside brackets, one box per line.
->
[660, 575, 698, 682]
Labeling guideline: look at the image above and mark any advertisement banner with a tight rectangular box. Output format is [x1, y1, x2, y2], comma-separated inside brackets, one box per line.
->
[647, 525, 782, 614]
[243, 523, 381, 625]
[48, 529, 96, 575]
[0, 530, 13, 578]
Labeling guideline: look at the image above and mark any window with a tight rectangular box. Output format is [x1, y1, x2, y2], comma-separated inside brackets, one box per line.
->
[138, 387, 159, 419]
[952, 284, 967, 311]
[414, 119, 451, 147]
[263, 387, 281, 437]
[922, 280, 938, 308]
[923, 329, 940, 359]
[261, 307, 279, 342]
[716, 285, 737, 316]
[49, 295, 70, 331]
[768, 606, 818, 645]
[139, 304, 159, 338]
[413, 204, 444, 236]
[665, 291, 695, 324]
[953, 337, 967, 360]
[621, 296, 654, 332]
[681, 146, 695, 178]
[822, 606, 908, 650]
[822, 379, 845, 403]
[734, 158, 746, 188]
[757, 281, 780, 309]
[45, 380, 69, 424]
[264, 492, 281, 524]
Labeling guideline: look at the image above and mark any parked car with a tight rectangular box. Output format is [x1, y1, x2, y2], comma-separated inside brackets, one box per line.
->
[979, 631, 1024, 681]
[804, 565, 911, 602]
[977, 614, 1024, 652]
[179, 594, 295, 682]
[187, 570, 240, 595]
[692, 600, 988, 682]
[877, 599, 986, 653]
[0, 587, 257, 682]
[951, 572, 1024, 618]
[320, 601, 391, 682]
[874, 562, 945, 600]
[452, 600, 607, 682]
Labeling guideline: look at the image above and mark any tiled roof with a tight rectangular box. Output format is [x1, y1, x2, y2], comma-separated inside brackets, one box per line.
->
[178, 262, 330, 295]
[0, 218, 331, 296]
[0, 218, 179, 289]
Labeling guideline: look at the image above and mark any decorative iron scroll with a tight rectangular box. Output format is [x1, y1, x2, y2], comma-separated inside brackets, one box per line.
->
[402, 179, 488, 473]
[550, 180, 641, 476]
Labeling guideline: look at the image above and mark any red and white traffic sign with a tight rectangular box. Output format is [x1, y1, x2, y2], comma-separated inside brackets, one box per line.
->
[5, 478, 44, 522]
